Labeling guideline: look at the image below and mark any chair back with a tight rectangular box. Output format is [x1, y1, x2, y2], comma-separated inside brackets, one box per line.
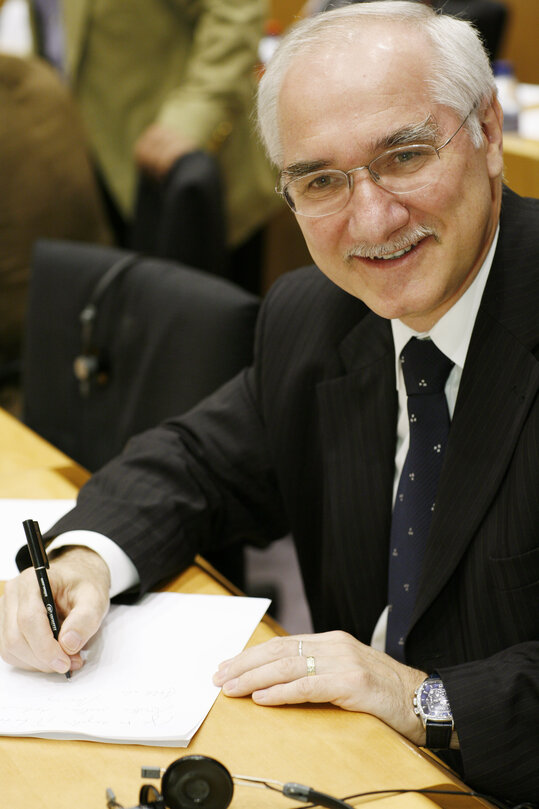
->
[131, 150, 228, 277]
[22, 240, 259, 472]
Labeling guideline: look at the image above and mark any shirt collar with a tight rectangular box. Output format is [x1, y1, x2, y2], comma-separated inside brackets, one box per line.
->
[391, 225, 499, 384]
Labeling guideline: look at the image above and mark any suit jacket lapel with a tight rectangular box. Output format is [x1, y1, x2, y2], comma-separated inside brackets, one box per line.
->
[316, 313, 397, 636]
[413, 315, 539, 622]
[413, 188, 539, 624]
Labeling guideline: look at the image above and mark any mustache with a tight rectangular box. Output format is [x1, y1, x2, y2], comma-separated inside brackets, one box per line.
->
[345, 225, 439, 260]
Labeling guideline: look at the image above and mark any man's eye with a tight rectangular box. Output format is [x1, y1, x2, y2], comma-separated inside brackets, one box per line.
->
[304, 173, 342, 195]
[395, 150, 423, 164]
[308, 174, 334, 190]
[378, 148, 431, 174]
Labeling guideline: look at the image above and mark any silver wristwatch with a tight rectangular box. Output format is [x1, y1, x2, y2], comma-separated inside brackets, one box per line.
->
[414, 675, 454, 749]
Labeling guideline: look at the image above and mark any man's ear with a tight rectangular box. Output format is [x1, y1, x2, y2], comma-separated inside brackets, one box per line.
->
[481, 95, 504, 180]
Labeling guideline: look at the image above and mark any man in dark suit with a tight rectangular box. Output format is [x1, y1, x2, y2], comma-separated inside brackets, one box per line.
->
[1, 2, 537, 804]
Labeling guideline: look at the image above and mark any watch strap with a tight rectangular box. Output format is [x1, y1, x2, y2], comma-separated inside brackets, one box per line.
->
[425, 718, 453, 749]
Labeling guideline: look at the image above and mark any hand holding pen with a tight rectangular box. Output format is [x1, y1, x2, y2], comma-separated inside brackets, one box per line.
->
[0, 531, 110, 674]
[22, 519, 71, 679]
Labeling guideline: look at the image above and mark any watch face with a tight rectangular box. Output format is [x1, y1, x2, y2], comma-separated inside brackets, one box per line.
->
[419, 680, 452, 720]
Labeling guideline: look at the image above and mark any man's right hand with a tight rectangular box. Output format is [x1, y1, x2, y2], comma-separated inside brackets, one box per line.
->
[0, 547, 111, 675]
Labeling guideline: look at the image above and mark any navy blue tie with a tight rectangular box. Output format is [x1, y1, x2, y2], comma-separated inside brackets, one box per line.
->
[386, 338, 454, 661]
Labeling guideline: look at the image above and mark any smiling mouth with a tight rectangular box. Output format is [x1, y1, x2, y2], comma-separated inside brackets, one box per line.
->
[375, 243, 415, 260]
[348, 228, 437, 263]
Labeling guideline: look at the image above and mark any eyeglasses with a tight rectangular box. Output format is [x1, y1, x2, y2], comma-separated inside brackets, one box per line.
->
[277, 110, 473, 218]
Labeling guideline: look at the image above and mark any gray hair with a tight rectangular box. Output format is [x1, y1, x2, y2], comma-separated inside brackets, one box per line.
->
[257, 0, 496, 166]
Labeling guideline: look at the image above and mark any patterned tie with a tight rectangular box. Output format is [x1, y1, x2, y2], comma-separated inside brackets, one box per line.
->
[386, 338, 454, 662]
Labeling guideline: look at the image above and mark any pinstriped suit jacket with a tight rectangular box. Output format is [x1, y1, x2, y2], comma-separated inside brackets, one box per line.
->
[45, 187, 538, 804]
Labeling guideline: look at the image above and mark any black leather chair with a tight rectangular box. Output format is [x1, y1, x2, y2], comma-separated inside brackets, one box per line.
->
[23, 239, 259, 469]
[22, 239, 260, 586]
[130, 150, 264, 295]
[131, 150, 228, 278]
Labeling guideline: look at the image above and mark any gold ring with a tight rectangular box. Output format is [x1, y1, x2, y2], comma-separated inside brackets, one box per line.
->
[306, 656, 316, 676]
[298, 640, 303, 657]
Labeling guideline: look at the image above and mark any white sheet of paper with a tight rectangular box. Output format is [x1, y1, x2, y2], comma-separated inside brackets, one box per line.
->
[0, 592, 270, 746]
[0, 499, 76, 579]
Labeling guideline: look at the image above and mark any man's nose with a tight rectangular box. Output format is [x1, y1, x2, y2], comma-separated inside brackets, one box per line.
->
[345, 172, 410, 241]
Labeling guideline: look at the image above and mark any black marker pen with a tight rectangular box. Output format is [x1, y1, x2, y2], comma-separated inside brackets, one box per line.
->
[22, 519, 71, 679]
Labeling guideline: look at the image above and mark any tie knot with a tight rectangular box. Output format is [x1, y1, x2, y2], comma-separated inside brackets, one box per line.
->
[400, 338, 454, 395]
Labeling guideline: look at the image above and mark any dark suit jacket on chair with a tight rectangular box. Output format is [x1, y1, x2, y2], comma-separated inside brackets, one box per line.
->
[41, 187, 539, 805]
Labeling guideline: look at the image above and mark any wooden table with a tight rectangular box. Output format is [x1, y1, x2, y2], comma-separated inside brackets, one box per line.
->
[0, 409, 492, 809]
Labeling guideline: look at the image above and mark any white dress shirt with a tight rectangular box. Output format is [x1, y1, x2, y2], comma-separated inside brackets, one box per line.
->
[50, 229, 499, 615]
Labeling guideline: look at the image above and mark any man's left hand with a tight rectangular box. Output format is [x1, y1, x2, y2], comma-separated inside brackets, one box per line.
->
[213, 631, 427, 744]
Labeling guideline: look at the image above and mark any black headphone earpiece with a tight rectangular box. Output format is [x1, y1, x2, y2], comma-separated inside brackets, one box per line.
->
[161, 756, 233, 809]
[121, 755, 517, 809]
[73, 253, 140, 397]
[143, 754, 355, 809]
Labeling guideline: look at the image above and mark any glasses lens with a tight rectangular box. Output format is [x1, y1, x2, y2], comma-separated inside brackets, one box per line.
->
[371, 145, 438, 193]
[284, 170, 349, 216]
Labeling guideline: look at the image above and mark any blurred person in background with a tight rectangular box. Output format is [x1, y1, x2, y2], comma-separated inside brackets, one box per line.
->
[30, 0, 282, 289]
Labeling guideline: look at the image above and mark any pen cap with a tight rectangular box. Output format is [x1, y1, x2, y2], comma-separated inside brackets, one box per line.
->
[23, 519, 49, 569]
